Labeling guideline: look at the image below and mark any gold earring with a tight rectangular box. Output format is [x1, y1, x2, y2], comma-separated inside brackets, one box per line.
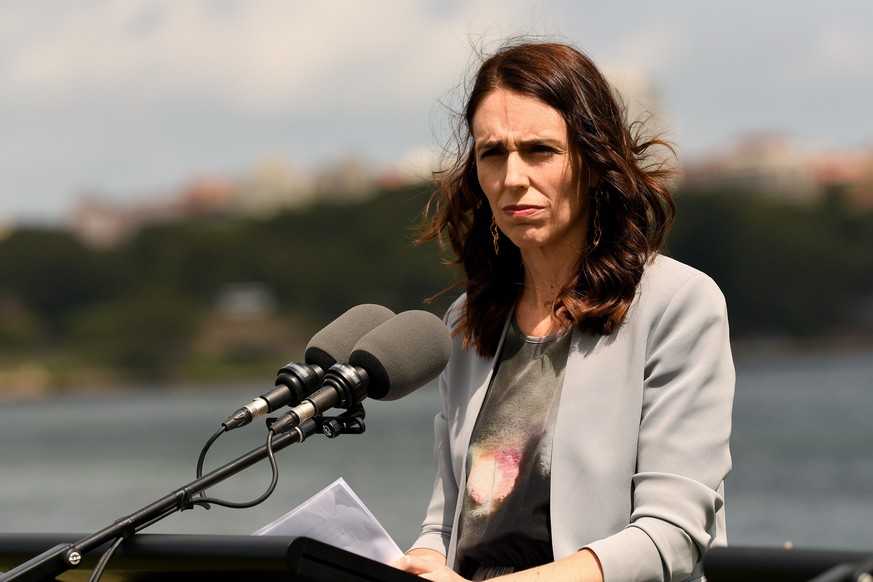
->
[592, 189, 603, 249]
[490, 216, 500, 255]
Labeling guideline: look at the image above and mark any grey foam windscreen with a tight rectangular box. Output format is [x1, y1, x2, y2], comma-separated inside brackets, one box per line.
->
[304, 304, 395, 370]
[349, 310, 451, 400]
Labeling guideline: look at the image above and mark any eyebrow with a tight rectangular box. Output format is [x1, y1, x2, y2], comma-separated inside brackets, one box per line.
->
[474, 137, 567, 154]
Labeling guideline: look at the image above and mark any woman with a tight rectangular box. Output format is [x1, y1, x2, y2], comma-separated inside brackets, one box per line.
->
[393, 41, 734, 582]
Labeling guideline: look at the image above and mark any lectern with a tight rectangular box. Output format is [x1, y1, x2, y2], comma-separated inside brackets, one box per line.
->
[704, 545, 873, 582]
[0, 533, 419, 582]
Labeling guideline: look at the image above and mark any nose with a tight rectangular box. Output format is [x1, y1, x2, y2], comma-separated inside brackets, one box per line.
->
[504, 152, 529, 190]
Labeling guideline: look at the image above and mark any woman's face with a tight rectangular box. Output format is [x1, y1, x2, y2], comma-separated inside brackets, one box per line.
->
[471, 88, 591, 257]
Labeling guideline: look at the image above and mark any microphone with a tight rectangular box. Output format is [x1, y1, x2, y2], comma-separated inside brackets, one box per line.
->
[221, 304, 395, 430]
[269, 310, 451, 434]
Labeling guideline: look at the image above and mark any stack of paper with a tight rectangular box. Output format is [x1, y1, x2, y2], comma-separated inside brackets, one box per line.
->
[254, 477, 403, 564]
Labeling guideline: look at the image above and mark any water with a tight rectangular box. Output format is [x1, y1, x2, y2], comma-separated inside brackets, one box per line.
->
[1, 347, 872, 554]
[727, 347, 873, 550]
[0, 381, 442, 550]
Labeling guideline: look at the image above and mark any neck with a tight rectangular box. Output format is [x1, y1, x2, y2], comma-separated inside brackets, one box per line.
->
[514, 248, 580, 337]
[520, 245, 580, 299]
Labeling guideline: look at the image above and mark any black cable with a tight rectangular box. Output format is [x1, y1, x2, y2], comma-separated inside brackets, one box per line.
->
[135, 505, 186, 533]
[62, 425, 283, 581]
[187, 428, 280, 510]
[193, 425, 227, 506]
[196, 426, 226, 480]
[87, 536, 124, 582]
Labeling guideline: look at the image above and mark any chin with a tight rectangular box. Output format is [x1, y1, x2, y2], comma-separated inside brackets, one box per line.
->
[504, 227, 545, 247]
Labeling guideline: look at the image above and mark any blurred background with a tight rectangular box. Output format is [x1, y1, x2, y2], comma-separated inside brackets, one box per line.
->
[1, 0, 872, 561]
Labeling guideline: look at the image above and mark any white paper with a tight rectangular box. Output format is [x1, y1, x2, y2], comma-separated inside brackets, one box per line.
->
[253, 477, 403, 564]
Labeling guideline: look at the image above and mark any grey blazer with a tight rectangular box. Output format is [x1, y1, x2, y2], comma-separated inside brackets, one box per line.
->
[411, 255, 734, 582]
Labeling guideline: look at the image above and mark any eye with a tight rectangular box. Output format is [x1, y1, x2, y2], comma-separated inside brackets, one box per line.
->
[476, 146, 502, 160]
[530, 144, 557, 155]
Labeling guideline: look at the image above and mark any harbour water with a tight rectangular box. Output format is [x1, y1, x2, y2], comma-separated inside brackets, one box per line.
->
[1, 347, 872, 554]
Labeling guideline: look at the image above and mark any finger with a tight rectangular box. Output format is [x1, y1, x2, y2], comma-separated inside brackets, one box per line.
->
[393, 555, 436, 575]
[390, 555, 411, 570]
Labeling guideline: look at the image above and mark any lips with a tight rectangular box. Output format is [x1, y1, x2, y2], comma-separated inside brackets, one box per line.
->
[502, 204, 542, 218]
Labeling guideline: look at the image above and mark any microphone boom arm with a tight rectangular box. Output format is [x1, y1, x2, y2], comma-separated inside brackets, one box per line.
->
[0, 421, 321, 582]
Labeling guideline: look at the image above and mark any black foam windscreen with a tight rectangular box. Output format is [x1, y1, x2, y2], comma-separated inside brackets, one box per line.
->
[304, 304, 395, 370]
[349, 310, 451, 400]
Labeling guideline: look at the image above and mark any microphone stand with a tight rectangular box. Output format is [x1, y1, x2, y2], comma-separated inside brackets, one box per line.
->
[0, 406, 368, 582]
[807, 554, 873, 582]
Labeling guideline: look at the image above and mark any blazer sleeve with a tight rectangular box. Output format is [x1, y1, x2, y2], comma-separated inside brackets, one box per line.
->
[408, 300, 465, 556]
[586, 271, 735, 581]
[408, 408, 457, 555]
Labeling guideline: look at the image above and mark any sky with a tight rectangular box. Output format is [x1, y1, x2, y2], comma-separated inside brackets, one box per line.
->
[2, 0, 872, 223]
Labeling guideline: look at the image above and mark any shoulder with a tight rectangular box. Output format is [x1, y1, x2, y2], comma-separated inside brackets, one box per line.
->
[642, 254, 716, 287]
[440, 293, 499, 371]
[443, 293, 468, 332]
[639, 254, 726, 308]
[628, 254, 729, 338]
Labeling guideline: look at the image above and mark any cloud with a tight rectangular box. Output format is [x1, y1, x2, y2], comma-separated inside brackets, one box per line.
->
[1, 0, 531, 115]
[605, 19, 693, 77]
[784, 23, 873, 86]
[4, 2, 361, 111]
[3, 0, 873, 220]
[0, 0, 536, 218]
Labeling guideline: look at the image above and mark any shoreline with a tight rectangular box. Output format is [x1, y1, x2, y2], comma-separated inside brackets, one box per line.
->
[3, 333, 872, 401]
[730, 332, 873, 363]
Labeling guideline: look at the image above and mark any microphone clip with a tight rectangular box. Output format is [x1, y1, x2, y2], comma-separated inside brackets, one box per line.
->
[319, 404, 366, 438]
[265, 404, 366, 439]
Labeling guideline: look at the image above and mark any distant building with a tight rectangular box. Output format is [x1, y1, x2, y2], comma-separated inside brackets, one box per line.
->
[71, 197, 131, 249]
[811, 149, 873, 210]
[312, 155, 377, 202]
[682, 134, 817, 203]
[681, 134, 873, 207]
[213, 282, 277, 319]
[69, 155, 397, 248]
[0, 215, 15, 241]
[71, 181, 216, 249]
[181, 177, 235, 214]
[230, 158, 315, 217]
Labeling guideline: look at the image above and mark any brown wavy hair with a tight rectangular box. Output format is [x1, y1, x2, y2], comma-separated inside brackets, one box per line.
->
[420, 40, 677, 357]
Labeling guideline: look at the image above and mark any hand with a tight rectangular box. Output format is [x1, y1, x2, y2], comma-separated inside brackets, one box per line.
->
[392, 549, 469, 581]
[392, 547, 603, 581]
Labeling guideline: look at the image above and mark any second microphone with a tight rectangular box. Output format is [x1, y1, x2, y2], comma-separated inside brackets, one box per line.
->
[269, 310, 451, 434]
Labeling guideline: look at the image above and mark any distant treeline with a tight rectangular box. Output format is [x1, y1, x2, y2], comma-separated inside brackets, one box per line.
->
[1, 182, 871, 385]
[669, 185, 873, 340]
